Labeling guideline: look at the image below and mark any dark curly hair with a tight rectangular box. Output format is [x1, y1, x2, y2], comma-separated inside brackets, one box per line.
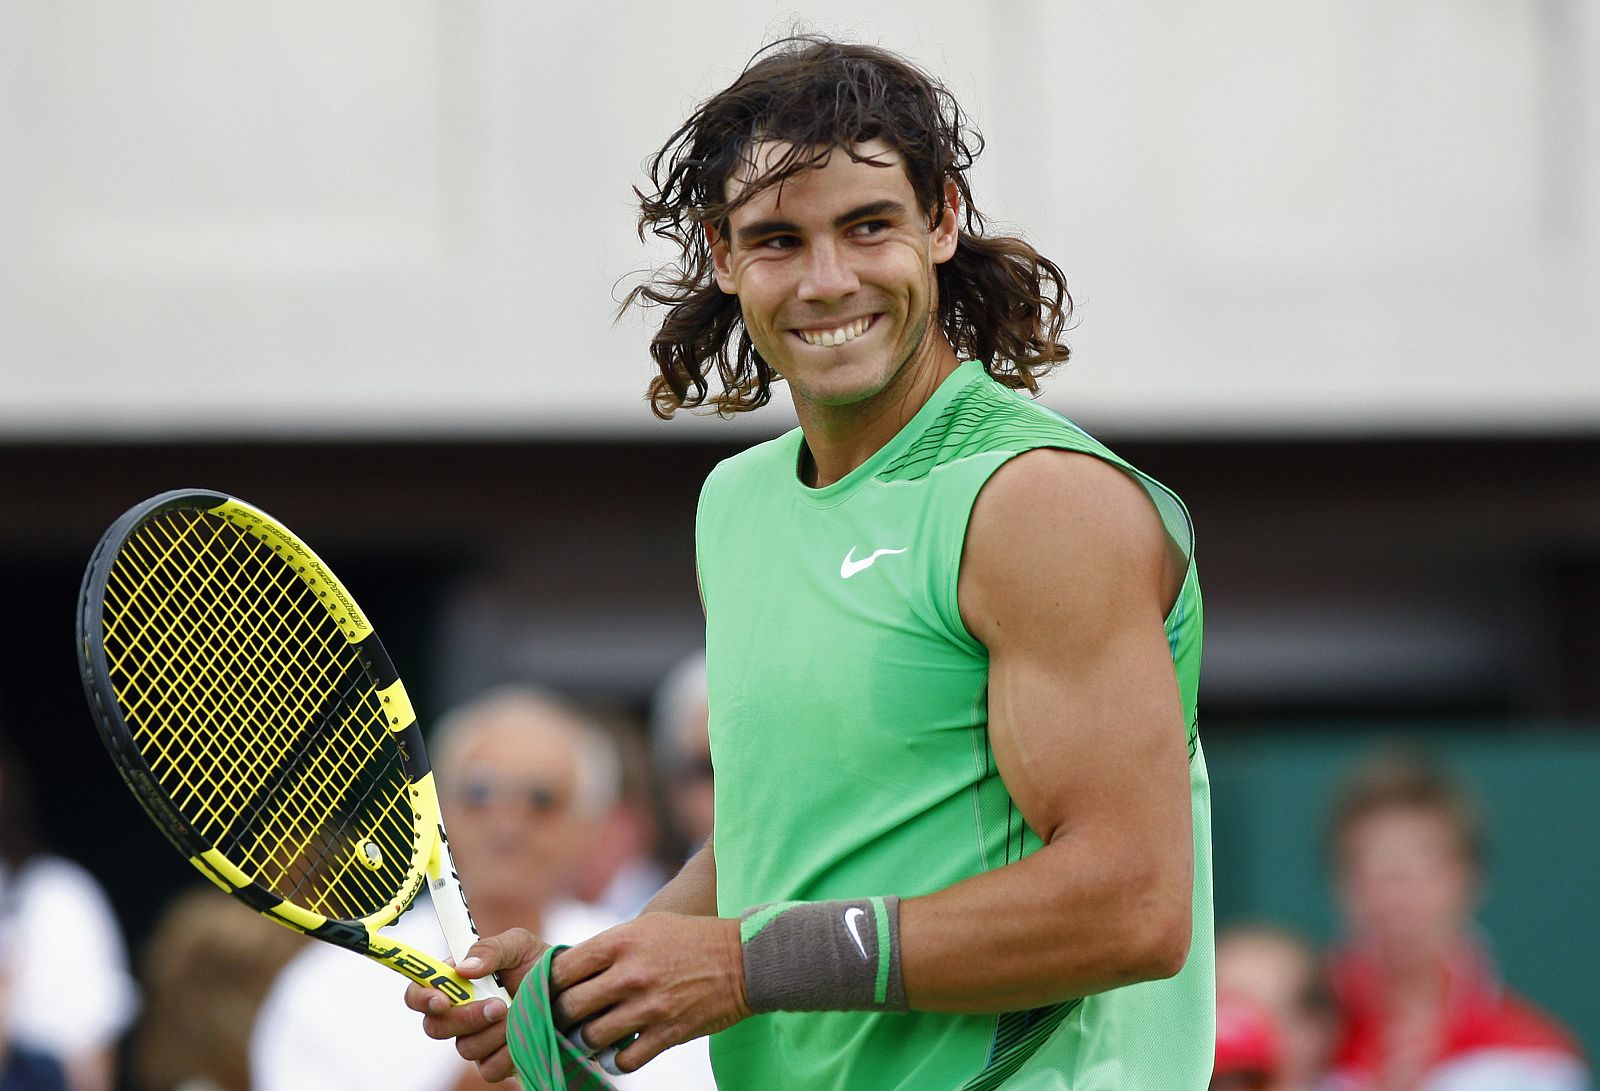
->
[626, 36, 1073, 418]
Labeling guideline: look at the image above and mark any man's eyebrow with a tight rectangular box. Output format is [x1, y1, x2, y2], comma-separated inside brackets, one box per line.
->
[734, 218, 801, 245]
[732, 200, 910, 246]
[833, 199, 906, 228]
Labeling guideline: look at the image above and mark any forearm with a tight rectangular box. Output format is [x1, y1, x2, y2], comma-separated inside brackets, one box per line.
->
[900, 833, 1192, 1013]
[641, 841, 719, 917]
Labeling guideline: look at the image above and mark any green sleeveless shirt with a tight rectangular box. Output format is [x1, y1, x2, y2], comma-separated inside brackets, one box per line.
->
[698, 360, 1214, 1089]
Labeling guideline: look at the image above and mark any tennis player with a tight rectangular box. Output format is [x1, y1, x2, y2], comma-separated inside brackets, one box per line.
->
[409, 36, 1214, 1089]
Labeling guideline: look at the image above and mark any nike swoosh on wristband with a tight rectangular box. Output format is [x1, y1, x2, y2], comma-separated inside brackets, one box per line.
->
[843, 906, 870, 960]
[840, 546, 908, 579]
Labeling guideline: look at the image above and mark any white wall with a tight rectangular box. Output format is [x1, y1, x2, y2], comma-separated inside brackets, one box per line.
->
[2, 1, 1595, 439]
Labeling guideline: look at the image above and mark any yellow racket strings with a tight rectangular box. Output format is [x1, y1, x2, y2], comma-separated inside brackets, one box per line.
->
[100, 508, 419, 921]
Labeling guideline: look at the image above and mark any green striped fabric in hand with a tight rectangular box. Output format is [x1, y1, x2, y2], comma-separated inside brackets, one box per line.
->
[506, 946, 619, 1091]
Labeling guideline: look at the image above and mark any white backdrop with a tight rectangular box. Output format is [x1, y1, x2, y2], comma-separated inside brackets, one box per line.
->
[2, 1, 1596, 439]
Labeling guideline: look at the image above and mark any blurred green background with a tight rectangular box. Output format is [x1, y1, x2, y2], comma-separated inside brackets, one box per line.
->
[1209, 727, 1600, 1058]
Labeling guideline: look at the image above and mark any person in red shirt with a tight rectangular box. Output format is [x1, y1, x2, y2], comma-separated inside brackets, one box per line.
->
[1216, 924, 1337, 1091]
[1325, 750, 1589, 1091]
[1213, 991, 1284, 1091]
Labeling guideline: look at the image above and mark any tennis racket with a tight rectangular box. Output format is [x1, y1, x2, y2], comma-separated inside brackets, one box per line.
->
[75, 488, 509, 1009]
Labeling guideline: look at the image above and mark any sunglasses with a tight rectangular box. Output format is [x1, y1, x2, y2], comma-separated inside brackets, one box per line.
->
[454, 776, 568, 815]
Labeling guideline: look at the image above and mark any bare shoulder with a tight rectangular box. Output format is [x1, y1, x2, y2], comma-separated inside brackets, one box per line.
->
[965, 448, 1169, 572]
[972, 447, 1165, 537]
[959, 448, 1177, 645]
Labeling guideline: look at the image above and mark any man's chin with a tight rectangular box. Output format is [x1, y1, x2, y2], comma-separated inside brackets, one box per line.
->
[784, 355, 904, 408]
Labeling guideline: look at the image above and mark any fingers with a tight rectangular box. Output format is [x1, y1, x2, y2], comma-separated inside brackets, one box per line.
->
[549, 933, 615, 993]
[548, 914, 747, 1076]
[401, 928, 549, 1086]
[566, 1004, 647, 1056]
[457, 928, 546, 994]
[551, 971, 617, 1032]
[416, 995, 508, 1042]
[472, 1044, 517, 1084]
[405, 981, 472, 1018]
[407, 928, 544, 1021]
[404, 979, 442, 1015]
[446, 1002, 510, 1064]
[406, 982, 510, 1084]
[612, 1024, 682, 1075]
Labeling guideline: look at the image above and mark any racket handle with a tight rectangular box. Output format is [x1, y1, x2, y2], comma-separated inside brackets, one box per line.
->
[565, 1025, 627, 1076]
[464, 969, 513, 1006]
[429, 829, 513, 1006]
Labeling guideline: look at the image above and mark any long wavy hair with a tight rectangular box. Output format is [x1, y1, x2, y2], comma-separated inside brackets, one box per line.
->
[626, 36, 1074, 418]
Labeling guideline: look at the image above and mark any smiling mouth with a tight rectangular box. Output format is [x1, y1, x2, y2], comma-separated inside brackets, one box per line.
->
[794, 315, 875, 348]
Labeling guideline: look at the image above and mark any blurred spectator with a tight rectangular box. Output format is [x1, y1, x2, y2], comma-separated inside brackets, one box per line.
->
[251, 685, 711, 1091]
[1326, 749, 1590, 1091]
[648, 651, 714, 863]
[571, 720, 668, 919]
[130, 887, 304, 1091]
[0, 735, 135, 1091]
[1, 874, 68, 1091]
[432, 687, 624, 937]
[1217, 923, 1337, 1091]
[1214, 991, 1284, 1091]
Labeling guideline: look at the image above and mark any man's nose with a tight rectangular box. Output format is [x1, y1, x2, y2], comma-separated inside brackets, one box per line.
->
[798, 239, 860, 301]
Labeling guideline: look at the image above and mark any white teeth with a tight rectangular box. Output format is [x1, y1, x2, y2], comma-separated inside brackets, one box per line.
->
[799, 316, 870, 347]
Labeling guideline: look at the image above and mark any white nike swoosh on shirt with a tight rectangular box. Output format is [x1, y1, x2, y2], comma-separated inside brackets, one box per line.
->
[843, 906, 870, 960]
[840, 546, 908, 579]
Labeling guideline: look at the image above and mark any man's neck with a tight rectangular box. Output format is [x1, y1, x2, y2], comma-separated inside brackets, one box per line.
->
[793, 338, 961, 488]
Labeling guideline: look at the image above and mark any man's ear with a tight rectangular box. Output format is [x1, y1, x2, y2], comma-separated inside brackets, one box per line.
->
[707, 223, 738, 294]
[931, 178, 960, 265]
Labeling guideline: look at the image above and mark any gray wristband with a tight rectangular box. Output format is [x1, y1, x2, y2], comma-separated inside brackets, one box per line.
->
[739, 896, 907, 1013]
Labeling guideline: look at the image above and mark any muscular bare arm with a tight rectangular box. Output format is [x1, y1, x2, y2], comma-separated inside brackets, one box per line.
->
[902, 447, 1194, 1011]
[641, 840, 719, 916]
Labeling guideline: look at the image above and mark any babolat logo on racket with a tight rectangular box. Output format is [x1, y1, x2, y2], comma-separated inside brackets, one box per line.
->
[372, 943, 471, 1003]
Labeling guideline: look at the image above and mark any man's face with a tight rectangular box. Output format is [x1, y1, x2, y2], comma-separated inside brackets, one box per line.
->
[440, 714, 594, 910]
[1336, 806, 1477, 964]
[710, 140, 959, 413]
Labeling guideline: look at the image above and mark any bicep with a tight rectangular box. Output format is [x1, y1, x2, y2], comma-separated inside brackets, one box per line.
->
[959, 450, 1191, 859]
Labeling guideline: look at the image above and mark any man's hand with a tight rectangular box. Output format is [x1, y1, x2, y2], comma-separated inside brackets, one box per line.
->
[404, 928, 546, 1083]
[551, 913, 751, 1074]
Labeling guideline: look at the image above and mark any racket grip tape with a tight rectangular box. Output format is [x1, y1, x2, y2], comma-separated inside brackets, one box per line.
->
[564, 1025, 627, 1076]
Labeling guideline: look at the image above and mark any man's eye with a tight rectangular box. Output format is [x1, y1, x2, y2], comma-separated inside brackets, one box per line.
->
[850, 220, 889, 237]
[760, 235, 799, 250]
